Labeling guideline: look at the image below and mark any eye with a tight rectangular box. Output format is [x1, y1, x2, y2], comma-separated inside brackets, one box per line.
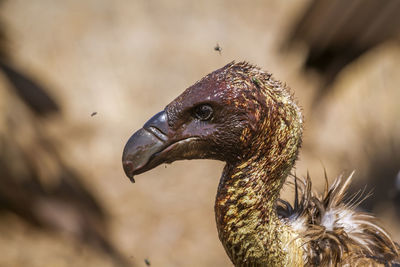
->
[193, 104, 213, 121]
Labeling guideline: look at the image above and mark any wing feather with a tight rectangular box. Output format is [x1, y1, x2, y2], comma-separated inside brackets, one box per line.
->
[277, 172, 400, 266]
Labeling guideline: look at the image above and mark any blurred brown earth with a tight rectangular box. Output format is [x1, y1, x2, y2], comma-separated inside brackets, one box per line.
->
[0, 0, 399, 266]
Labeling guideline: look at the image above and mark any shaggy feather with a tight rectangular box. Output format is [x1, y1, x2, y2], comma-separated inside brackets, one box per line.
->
[279, 172, 400, 266]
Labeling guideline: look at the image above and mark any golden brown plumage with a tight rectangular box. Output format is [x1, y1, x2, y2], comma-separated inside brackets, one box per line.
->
[281, 173, 400, 266]
[122, 61, 400, 266]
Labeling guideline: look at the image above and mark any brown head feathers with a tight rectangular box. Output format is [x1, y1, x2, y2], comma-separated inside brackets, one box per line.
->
[123, 62, 400, 266]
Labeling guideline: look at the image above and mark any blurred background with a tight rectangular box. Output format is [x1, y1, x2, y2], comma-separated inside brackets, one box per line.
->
[0, 0, 399, 266]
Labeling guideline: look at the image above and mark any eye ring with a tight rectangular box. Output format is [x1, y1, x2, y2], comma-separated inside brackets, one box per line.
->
[194, 104, 213, 121]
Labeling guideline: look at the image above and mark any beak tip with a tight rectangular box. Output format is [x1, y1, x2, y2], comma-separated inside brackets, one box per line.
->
[122, 160, 135, 179]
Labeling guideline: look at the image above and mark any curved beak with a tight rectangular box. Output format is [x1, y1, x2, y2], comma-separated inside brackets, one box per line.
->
[122, 111, 170, 182]
[122, 110, 209, 183]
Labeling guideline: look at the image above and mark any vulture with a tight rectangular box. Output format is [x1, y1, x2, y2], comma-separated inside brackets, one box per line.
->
[122, 62, 400, 266]
[0, 19, 128, 265]
[286, 0, 400, 102]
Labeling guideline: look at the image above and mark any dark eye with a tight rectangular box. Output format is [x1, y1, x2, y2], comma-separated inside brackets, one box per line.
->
[194, 104, 213, 121]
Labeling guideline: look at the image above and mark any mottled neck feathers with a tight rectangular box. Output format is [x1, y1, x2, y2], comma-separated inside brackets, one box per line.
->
[214, 63, 304, 266]
[213, 62, 399, 267]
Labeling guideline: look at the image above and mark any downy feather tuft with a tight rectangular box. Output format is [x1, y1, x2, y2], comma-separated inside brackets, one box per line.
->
[278, 171, 400, 266]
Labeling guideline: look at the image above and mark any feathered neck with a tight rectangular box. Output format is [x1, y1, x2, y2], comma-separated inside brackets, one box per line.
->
[215, 159, 306, 266]
[214, 80, 304, 266]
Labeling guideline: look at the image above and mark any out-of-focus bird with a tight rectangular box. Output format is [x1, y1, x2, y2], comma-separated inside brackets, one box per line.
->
[0, 16, 129, 265]
[286, 0, 400, 102]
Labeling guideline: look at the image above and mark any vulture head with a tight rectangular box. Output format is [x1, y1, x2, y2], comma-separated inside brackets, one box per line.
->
[121, 62, 400, 266]
[122, 61, 302, 182]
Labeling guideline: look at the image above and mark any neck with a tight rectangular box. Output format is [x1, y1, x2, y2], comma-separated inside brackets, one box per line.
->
[215, 163, 292, 265]
[214, 120, 304, 266]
